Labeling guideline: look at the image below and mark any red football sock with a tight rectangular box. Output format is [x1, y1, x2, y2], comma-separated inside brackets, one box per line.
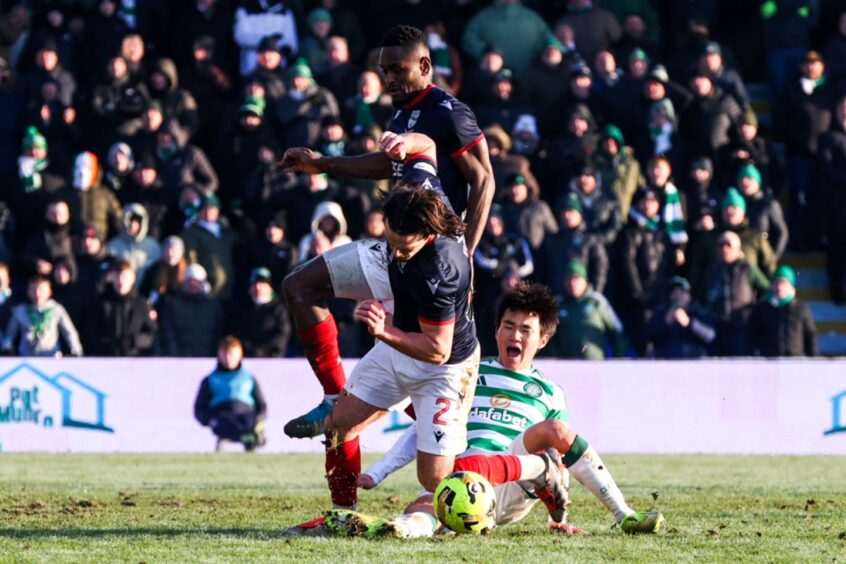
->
[452, 454, 522, 486]
[299, 315, 346, 395]
[326, 436, 360, 507]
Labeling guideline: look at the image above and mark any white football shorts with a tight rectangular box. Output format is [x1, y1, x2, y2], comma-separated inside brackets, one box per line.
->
[322, 239, 394, 313]
[345, 341, 480, 456]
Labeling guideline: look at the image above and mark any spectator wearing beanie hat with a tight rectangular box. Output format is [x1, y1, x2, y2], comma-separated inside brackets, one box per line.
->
[158, 262, 224, 356]
[736, 163, 788, 258]
[299, 8, 333, 76]
[277, 58, 339, 149]
[520, 36, 572, 131]
[180, 194, 238, 301]
[592, 123, 644, 219]
[552, 259, 626, 359]
[244, 35, 288, 128]
[749, 265, 818, 357]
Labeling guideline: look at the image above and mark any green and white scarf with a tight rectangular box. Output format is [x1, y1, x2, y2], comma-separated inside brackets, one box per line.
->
[662, 182, 688, 246]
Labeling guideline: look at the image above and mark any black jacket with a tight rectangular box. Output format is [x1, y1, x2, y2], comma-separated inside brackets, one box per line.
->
[541, 224, 609, 294]
[158, 290, 224, 357]
[645, 303, 716, 359]
[616, 221, 674, 308]
[749, 298, 817, 357]
[228, 297, 291, 358]
[84, 288, 157, 356]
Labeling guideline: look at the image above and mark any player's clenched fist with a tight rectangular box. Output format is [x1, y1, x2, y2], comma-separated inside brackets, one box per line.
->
[355, 299, 387, 337]
[279, 147, 321, 173]
[379, 131, 407, 161]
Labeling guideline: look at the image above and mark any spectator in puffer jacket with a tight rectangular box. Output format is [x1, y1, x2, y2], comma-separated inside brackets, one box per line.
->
[66, 151, 122, 242]
[748, 265, 817, 357]
[736, 163, 788, 259]
[106, 204, 162, 287]
[567, 166, 623, 245]
[194, 336, 267, 451]
[3, 275, 82, 357]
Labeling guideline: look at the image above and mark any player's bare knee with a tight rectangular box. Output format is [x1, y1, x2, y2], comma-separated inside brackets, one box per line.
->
[544, 419, 576, 450]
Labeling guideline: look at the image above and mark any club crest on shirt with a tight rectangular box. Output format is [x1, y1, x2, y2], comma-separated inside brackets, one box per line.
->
[408, 110, 421, 129]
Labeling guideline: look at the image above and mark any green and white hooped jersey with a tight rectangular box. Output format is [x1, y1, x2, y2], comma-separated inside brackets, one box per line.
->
[464, 359, 568, 455]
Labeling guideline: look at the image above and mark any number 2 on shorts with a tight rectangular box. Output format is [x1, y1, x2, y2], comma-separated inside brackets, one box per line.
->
[432, 397, 451, 426]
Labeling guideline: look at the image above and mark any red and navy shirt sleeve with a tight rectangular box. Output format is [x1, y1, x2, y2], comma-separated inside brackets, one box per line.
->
[409, 264, 458, 327]
[445, 101, 484, 159]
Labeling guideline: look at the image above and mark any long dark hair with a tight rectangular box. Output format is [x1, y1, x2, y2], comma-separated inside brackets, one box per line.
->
[381, 184, 465, 238]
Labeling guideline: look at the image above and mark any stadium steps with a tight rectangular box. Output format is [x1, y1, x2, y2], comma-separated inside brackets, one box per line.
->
[781, 252, 846, 356]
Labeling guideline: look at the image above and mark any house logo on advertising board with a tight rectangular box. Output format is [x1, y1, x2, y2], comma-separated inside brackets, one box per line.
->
[0, 363, 112, 434]
[824, 390, 846, 437]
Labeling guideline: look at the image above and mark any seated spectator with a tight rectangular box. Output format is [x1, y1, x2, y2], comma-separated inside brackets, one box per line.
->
[72, 225, 109, 327]
[181, 35, 234, 154]
[13, 127, 69, 242]
[681, 157, 719, 230]
[543, 104, 598, 200]
[181, 195, 238, 301]
[681, 71, 743, 168]
[552, 260, 625, 359]
[228, 267, 291, 358]
[3, 275, 82, 357]
[568, 166, 623, 245]
[616, 187, 677, 355]
[643, 156, 688, 250]
[697, 40, 750, 114]
[127, 100, 164, 160]
[24, 77, 80, 173]
[22, 38, 75, 108]
[736, 164, 788, 258]
[194, 336, 267, 451]
[106, 204, 161, 285]
[277, 58, 339, 149]
[244, 35, 287, 129]
[90, 56, 149, 153]
[592, 124, 643, 219]
[699, 231, 770, 356]
[120, 33, 147, 86]
[645, 276, 716, 359]
[122, 151, 168, 240]
[297, 201, 352, 264]
[473, 206, 534, 355]
[84, 260, 156, 356]
[542, 193, 608, 294]
[141, 236, 186, 306]
[156, 119, 219, 209]
[723, 112, 771, 187]
[749, 266, 818, 357]
[158, 263, 223, 357]
[499, 173, 557, 250]
[635, 95, 686, 173]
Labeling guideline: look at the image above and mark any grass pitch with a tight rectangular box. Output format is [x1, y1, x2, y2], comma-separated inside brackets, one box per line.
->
[0, 453, 844, 562]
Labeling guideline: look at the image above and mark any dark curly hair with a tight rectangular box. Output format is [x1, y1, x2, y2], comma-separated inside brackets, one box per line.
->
[381, 25, 427, 51]
[381, 184, 465, 238]
[496, 283, 560, 337]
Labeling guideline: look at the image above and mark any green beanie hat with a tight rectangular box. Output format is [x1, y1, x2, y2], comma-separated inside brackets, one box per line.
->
[560, 192, 584, 215]
[737, 163, 762, 186]
[22, 126, 48, 152]
[629, 48, 649, 62]
[601, 124, 625, 147]
[288, 58, 313, 80]
[307, 7, 333, 28]
[772, 265, 796, 287]
[544, 34, 565, 53]
[240, 94, 266, 117]
[722, 187, 747, 211]
[566, 260, 588, 280]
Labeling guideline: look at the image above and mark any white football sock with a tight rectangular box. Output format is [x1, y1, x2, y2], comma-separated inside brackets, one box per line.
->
[516, 454, 547, 481]
[566, 442, 632, 522]
[324, 393, 339, 404]
[393, 512, 438, 538]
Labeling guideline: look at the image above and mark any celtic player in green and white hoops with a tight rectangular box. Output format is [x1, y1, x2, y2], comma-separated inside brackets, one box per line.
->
[325, 283, 664, 538]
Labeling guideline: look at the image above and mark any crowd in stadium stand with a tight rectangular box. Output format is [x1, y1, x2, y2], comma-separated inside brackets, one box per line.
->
[0, 0, 842, 359]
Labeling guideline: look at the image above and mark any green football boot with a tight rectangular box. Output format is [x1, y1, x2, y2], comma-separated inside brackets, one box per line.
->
[324, 509, 403, 539]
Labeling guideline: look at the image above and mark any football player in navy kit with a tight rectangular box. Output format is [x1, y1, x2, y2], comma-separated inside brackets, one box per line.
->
[279, 25, 494, 444]
[323, 184, 481, 512]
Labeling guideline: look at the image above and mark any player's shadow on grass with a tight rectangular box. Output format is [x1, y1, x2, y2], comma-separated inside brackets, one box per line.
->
[0, 528, 291, 539]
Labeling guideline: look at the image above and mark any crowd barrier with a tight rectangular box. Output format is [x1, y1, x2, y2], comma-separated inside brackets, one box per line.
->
[0, 358, 844, 455]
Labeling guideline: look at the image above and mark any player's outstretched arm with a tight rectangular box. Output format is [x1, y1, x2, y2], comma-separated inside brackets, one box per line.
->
[380, 131, 437, 162]
[454, 138, 495, 254]
[280, 147, 394, 180]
